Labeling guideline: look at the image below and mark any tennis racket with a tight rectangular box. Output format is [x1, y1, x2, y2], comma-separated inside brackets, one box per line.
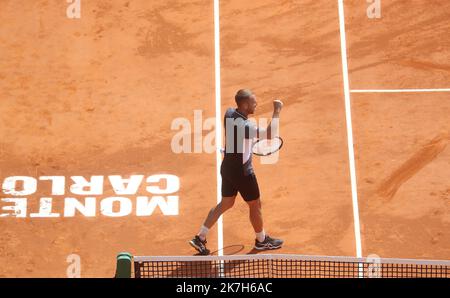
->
[252, 136, 284, 156]
[219, 136, 284, 156]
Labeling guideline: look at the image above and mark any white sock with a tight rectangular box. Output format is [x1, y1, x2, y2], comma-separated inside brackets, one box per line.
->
[198, 225, 209, 241]
[256, 230, 266, 242]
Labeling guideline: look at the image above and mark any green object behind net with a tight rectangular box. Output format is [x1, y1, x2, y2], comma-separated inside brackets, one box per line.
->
[115, 252, 133, 278]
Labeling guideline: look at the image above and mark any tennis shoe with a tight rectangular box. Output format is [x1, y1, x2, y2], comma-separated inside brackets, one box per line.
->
[254, 235, 283, 250]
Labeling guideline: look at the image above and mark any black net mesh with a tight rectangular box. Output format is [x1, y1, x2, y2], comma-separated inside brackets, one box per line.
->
[134, 256, 450, 278]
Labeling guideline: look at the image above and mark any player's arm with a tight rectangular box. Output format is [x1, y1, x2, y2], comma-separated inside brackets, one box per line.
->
[257, 100, 283, 140]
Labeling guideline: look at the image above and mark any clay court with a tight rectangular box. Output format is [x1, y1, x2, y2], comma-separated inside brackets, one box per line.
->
[0, 0, 449, 277]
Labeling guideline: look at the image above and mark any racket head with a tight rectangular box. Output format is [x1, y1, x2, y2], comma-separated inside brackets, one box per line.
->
[252, 136, 283, 156]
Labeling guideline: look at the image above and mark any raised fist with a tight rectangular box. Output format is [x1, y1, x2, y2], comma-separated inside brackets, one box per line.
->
[273, 99, 283, 113]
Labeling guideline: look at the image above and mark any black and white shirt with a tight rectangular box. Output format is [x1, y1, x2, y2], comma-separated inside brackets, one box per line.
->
[222, 108, 259, 176]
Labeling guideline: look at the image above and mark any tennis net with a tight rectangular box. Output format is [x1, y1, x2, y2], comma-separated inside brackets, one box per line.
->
[133, 254, 450, 278]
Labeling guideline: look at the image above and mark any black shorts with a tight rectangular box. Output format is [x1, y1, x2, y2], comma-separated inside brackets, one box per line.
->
[220, 166, 260, 202]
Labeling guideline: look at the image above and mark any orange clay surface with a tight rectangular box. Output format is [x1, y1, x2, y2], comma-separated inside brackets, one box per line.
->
[0, 0, 449, 277]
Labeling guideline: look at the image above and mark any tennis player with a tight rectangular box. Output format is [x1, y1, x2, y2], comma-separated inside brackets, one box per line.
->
[190, 89, 284, 255]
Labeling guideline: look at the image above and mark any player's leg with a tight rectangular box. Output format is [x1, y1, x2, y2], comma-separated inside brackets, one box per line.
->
[246, 198, 264, 236]
[241, 174, 284, 250]
[189, 175, 237, 255]
[189, 196, 236, 255]
[198, 175, 238, 239]
[202, 195, 236, 230]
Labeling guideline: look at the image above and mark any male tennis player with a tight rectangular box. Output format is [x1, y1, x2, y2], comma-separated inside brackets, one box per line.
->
[189, 89, 284, 255]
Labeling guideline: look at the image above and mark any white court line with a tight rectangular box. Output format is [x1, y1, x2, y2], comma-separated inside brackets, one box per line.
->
[338, 0, 363, 259]
[213, 0, 224, 259]
[351, 88, 450, 93]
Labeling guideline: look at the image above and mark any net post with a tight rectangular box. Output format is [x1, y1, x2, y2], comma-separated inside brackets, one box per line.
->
[115, 252, 133, 278]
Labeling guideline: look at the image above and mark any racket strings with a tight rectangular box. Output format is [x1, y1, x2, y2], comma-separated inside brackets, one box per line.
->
[252, 137, 283, 156]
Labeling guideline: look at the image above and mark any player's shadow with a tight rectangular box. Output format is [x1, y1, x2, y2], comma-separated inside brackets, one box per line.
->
[166, 245, 257, 277]
[176, 244, 281, 277]
[246, 246, 281, 255]
[192, 244, 245, 256]
[246, 248, 263, 255]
